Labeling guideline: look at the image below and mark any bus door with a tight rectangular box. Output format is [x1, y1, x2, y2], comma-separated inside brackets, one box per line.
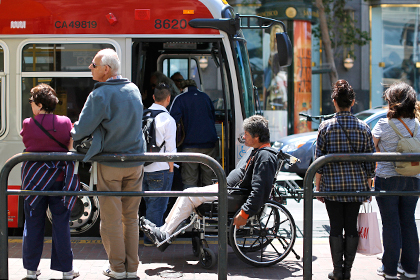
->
[132, 39, 235, 173]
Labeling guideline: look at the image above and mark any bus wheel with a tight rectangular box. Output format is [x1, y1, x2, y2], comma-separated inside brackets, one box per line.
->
[46, 182, 100, 236]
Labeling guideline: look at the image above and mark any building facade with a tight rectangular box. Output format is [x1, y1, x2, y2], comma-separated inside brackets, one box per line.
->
[231, 0, 420, 140]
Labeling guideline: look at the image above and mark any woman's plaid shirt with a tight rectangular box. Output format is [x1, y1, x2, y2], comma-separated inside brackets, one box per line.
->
[316, 111, 375, 202]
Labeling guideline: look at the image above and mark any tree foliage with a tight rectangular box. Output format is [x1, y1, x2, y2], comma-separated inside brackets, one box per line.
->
[313, 0, 371, 59]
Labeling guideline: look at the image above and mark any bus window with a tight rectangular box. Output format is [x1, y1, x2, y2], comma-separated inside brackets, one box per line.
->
[235, 39, 255, 118]
[21, 43, 114, 122]
[22, 43, 113, 72]
[163, 58, 188, 81]
[162, 55, 228, 111]
[162, 58, 201, 90]
[0, 44, 4, 136]
[0, 45, 3, 72]
[21, 77, 94, 123]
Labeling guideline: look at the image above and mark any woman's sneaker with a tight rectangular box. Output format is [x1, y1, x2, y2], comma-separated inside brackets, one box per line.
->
[63, 268, 80, 280]
[25, 269, 40, 279]
[397, 264, 417, 279]
[377, 265, 398, 279]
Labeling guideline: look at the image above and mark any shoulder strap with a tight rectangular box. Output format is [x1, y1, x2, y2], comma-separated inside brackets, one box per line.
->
[398, 118, 417, 137]
[144, 109, 166, 118]
[32, 117, 68, 150]
[388, 119, 405, 139]
[336, 118, 356, 152]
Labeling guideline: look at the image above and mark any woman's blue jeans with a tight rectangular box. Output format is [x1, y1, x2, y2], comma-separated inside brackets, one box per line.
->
[142, 170, 174, 242]
[375, 176, 419, 276]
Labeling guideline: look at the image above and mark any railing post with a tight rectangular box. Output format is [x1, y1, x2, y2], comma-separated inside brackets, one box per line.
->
[0, 158, 9, 279]
[303, 171, 314, 280]
[302, 152, 420, 279]
[0, 152, 228, 280]
[217, 171, 228, 280]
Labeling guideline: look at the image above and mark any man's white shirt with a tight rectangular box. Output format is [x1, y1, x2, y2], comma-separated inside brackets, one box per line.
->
[144, 103, 177, 172]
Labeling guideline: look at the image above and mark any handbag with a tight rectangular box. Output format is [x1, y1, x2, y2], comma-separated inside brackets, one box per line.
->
[356, 202, 383, 255]
[73, 135, 92, 154]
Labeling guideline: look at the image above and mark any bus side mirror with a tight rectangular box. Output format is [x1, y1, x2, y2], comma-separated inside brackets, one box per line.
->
[276, 32, 292, 67]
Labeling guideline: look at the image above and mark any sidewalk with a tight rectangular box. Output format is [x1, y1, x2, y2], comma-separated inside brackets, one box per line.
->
[6, 237, 402, 280]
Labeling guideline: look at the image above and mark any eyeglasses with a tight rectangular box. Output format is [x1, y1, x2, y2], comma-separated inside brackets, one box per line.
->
[28, 99, 34, 104]
[91, 62, 111, 69]
[91, 62, 102, 68]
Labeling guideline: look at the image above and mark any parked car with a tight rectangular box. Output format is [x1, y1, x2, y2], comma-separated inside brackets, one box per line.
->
[272, 107, 387, 178]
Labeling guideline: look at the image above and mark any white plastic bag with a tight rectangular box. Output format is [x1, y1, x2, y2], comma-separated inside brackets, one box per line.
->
[356, 202, 383, 255]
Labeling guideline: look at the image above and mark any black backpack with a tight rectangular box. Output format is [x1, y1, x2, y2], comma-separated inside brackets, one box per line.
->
[142, 109, 166, 166]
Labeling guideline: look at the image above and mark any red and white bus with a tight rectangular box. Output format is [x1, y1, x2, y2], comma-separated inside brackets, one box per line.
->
[0, 0, 291, 235]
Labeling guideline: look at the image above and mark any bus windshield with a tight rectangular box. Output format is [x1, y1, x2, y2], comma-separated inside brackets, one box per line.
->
[234, 39, 255, 118]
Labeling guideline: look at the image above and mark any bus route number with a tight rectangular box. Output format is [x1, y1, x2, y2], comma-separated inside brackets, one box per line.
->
[55, 21, 97, 29]
[154, 19, 187, 29]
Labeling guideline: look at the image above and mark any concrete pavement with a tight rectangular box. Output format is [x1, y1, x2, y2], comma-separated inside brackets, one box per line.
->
[6, 236, 414, 280]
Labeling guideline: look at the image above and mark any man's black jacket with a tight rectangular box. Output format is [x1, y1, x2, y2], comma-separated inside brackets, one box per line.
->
[226, 146, 278, 217]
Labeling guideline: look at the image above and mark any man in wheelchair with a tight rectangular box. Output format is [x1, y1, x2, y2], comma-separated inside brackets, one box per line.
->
[140, 115, 278, 252]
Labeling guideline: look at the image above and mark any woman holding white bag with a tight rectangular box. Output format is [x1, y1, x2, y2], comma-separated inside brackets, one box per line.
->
[315, 80, 376, 280]
[372, 82, 420, 279]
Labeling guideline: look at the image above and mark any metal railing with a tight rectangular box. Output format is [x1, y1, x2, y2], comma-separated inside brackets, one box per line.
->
[0, 152, 228, 280]
[303, 153, 420, 280]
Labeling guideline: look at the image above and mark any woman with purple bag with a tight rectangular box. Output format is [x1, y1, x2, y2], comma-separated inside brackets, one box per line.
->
[20, 83, 80, 279]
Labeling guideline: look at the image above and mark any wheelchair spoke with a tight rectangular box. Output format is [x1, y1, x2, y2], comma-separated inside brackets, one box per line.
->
[229, 201, 297, 267]
[279, 217, 290, 226]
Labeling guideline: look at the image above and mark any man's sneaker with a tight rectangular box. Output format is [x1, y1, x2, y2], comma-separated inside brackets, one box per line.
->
[377, 265, 398, 279]
[102, 264, 126, 279]
[143, 226, 170, 252]
[397, 264, 417, 279]
[126, 271, 138, 279]
[139, 216, 156, 229]
[25, 269, 41, 279]
[63, 268, 80, 280]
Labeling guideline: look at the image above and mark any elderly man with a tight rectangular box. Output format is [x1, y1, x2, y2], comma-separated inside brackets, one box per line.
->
[140, 115, 278, 252]
[71, 48, 145, 279]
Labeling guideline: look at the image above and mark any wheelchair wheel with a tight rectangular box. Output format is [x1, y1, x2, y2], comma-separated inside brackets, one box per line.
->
[199, 248, 216, 269]
[229, 200, 296, 267]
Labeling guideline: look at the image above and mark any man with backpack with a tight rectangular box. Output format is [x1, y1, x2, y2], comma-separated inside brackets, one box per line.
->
[142, 82, 177, 246]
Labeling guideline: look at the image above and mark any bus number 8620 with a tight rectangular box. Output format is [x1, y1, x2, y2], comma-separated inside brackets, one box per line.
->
[154, 19, 187, 29]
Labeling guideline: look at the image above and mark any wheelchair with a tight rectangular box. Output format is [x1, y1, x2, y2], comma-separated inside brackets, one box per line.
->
[148, 150, 301, 269]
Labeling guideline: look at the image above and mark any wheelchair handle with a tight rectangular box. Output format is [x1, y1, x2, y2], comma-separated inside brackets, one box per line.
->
[278, 150, 300, 165]
[299, 112, 335, 122]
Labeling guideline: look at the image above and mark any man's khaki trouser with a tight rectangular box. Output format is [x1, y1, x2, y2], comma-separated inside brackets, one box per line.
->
[97, 163, 144, 273]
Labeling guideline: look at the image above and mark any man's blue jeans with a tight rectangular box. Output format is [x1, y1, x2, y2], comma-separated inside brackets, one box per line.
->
[142, 170, 174, 242]
[375, 176, 419, 276]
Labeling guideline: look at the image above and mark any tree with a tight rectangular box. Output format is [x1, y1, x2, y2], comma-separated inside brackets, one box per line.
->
[314, 0, 371, 86]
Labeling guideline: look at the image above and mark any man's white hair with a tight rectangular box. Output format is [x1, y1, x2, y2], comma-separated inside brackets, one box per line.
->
[97, 48, 120, 75]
